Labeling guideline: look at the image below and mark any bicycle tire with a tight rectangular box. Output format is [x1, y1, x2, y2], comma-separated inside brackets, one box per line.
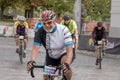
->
[19, 40, 23, 64]
[99, 46, 102, 69]
[99, 58, 102, 69]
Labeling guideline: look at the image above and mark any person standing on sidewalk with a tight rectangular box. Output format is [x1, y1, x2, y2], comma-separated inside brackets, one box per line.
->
[92, 22, 107, 65]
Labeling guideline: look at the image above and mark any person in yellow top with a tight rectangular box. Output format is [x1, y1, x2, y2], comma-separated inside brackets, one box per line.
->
[14, 16, 29, 57]
[61, 14, 78, 60]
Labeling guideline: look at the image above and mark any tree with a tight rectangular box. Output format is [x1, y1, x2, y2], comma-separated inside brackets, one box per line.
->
[0, 0, 75, 19]
[39, 0, 75, 16]
[0, 0, 11, 19]
[82, 0, 111, 22]
[15, 0, 44, 18]
[0, 0, 18, 19]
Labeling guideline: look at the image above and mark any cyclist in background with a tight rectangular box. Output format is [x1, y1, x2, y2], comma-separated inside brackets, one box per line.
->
[27, 10, 73, 80]
[34, 18, 43, 32]
[61, 14, 78, 60]
[14, 16, 29, 57]
[92, 22, 107, 65]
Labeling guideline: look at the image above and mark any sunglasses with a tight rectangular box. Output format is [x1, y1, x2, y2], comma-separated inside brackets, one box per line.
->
[64, 19, 69, 21]
[43, 21, 53, 25]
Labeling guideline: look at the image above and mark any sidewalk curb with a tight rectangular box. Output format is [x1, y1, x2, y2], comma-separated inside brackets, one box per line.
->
[76, 50, 120, 60]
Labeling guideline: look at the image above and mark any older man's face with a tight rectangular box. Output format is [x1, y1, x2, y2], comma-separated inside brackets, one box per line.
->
[42, 20, 54, 32]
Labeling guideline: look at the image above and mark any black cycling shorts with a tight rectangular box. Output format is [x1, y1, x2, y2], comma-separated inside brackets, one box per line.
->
[15, 34, 28, 39]
[45, 53, 67, 66]
[45, 52, 75, 66]
[71, 34, 76, 39]
[94, 40, 99, 45]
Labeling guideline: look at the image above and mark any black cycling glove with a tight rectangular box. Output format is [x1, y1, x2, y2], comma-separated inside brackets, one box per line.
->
[27, 61, 36, 73]
[61, 63, 70, 73]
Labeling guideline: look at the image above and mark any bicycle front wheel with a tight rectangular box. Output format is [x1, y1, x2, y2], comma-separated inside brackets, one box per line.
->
[98, 47, 102, 69]
[19, 40, 23, 64]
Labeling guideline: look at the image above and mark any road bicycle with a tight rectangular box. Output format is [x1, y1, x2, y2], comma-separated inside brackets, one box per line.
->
[30, 64, 67, 80]
[97, 40, 104, 69]
[18, 35, 25, 64]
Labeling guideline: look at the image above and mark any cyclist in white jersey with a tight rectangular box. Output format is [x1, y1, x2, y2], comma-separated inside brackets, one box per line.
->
[27, 10, 73, 80]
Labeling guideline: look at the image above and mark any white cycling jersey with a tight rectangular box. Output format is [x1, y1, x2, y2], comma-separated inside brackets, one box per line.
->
[33, 23, 73, 59]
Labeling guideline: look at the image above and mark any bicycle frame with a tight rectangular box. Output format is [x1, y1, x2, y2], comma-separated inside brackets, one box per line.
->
[98, 40, 103, 69]
[30, 65, 67, 80]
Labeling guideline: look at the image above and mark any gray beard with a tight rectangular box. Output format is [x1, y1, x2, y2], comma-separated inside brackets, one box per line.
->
[44, 26, 55, 33]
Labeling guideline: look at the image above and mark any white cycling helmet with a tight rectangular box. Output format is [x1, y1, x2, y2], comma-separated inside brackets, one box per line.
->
[19, 16, 26, 21]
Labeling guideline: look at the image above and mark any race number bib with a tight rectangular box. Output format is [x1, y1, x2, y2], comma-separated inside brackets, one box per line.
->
[43, 66, 57, 75]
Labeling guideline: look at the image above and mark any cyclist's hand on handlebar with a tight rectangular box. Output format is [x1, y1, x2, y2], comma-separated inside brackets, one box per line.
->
[93, 39, 96, 43]
[14, 34, 18, 38]
[27, 61, 36, 73]
[61, 63, 70, 73]
[102, 39, 106, 42]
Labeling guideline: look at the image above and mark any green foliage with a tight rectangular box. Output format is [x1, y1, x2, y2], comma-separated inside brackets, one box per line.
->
[40, 0, 75, 15]
[0, 0, 75, 18]
[82, 0, 111, 22]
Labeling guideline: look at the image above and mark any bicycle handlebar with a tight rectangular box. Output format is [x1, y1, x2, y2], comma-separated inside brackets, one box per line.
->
[30, 65, 62, 78]
[30, 65, 44, 78]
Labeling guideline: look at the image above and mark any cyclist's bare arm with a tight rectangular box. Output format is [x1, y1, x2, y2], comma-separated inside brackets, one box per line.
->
[13, 21, 19, 35]
[13, 28, 17, 35]
[13, 24, 17, 35]
[65, 46, 73, 65]
[101, 27, 106, 39]
[73, 21, 78, 38]
[30, 45, 40, 61]
[75, 28, 78, 39]
[25, 22, 29, 35]
[26, 28, 29, 35]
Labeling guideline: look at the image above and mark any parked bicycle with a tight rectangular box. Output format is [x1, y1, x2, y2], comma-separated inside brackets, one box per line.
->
[30, 64, 67, 80]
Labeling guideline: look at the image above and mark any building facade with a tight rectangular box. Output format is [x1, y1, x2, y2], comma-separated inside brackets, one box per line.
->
[110, 0, 120, 38]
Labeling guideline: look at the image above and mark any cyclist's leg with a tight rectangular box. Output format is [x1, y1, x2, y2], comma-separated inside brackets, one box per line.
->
[94, 44, 99, 65]
[61, 54, 72, 80]
[15, 35, 19, 47]
[22, 35, 27, 58]
[23, 35, 28, 51]
[102, 41, 106, 54]
[43, 74, 48, 80]
[15, 34, 19, 52]
[23, 38, 27, 50]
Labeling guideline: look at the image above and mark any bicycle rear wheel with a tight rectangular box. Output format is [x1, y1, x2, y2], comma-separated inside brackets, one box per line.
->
[99, 58, 102, 69]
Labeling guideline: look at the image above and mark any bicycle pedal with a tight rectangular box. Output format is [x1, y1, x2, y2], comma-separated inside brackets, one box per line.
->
[16, 48, 19, 53]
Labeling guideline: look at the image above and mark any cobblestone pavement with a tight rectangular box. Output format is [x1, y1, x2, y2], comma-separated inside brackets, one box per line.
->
[0, 37, 120, 80]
